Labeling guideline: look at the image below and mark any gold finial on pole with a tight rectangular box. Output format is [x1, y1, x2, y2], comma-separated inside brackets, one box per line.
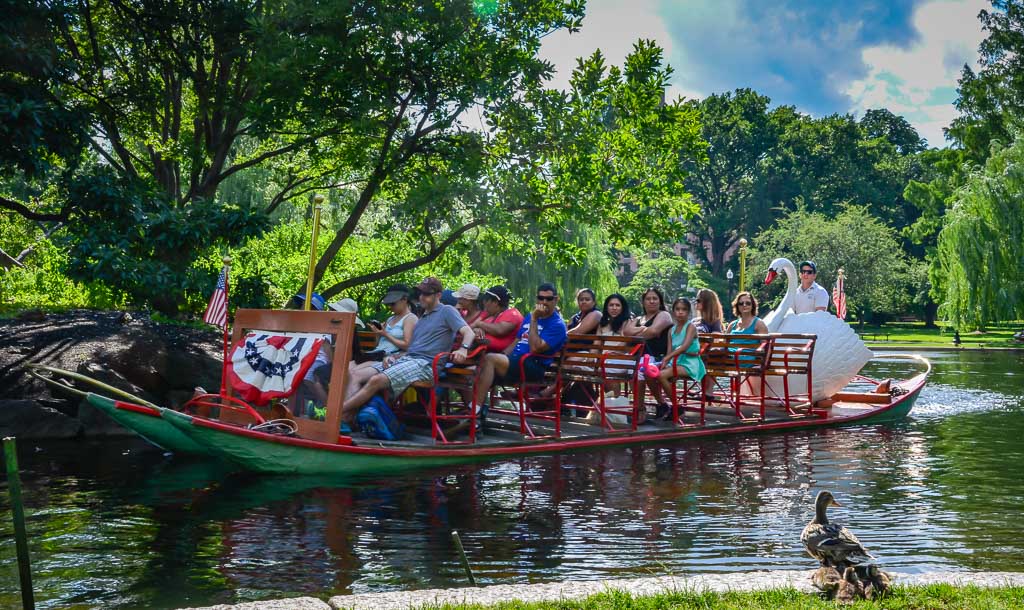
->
[304, 194, 325, 311]
[738, 237, 748, 292]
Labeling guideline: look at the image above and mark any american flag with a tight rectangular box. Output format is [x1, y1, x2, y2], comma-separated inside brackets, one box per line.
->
[203, 265, 229, 328]
[832, 273, 847, 320]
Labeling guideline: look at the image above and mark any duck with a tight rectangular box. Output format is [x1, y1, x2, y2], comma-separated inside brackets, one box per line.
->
[801, 490, 875, 568]
[763, 257, 873, 401]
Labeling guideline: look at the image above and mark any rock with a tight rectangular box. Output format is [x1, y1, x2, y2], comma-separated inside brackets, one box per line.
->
[0, 399, 82, 439]
[181, 597, 331, 610]
[15, 309, 46, 322]
[98, 334, 169, 395]
[75, 362, 160, 406]
[78, 399, 134, 437]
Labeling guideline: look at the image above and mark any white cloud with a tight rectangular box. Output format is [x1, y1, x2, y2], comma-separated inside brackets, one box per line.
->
[845, 0, 987, 147]
[538, 0, 703, 102]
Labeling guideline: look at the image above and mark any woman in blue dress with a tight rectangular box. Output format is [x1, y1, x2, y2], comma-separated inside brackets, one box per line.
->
[657, 298, 705, 419]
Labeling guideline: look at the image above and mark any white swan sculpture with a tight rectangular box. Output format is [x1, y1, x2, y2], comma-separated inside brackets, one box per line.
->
[763, 257, 873, 401]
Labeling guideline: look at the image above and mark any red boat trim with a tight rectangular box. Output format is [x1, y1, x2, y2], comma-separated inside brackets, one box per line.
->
[114, 400, 162, 417]
[180, 371, 927, 459]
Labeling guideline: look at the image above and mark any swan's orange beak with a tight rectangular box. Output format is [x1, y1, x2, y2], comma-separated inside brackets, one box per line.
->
[765, 269, 778, 285]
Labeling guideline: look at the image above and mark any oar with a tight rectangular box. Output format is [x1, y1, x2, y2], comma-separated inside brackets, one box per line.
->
[25, 364, 161, 409]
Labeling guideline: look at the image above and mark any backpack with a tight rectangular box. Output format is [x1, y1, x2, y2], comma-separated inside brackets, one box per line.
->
[356, 396, 405, 441]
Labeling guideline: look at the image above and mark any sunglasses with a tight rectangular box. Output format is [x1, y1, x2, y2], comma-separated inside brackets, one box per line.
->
[800, 269, 815, 274]
[738, 301, 753, 306]
[536, 294, 556, 302]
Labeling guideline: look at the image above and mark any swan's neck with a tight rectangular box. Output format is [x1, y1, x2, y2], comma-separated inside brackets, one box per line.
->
[770, 263, 799, 327]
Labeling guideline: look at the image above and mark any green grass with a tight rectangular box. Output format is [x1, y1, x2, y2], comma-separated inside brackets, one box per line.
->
[855, 321, 1023, 348]
[419, 584, 1024, 609]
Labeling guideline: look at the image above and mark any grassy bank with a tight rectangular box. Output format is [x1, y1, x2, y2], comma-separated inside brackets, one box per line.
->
[856, 321, 1022, 349]
[422, 584, 1024, 609]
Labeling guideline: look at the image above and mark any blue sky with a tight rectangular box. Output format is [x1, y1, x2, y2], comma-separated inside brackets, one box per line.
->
[539, 0, 988, 147]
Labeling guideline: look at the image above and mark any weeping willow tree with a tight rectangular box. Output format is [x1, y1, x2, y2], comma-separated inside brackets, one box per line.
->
[937, 134, 1024, 329]
[469, 221, 619, 312]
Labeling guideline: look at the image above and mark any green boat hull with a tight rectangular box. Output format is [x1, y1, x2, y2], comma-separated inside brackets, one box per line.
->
[161, 409, 485, 474]
[86, 393, 208, 455]
[160, 376, 924, 476]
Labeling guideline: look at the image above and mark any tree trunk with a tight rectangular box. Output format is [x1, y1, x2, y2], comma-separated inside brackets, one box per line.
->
[923, 299, 938, 328]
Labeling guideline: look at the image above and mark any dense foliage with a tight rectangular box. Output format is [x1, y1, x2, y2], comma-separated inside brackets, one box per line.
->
[936, 133, 1024, 329]
[750, 207, 915, 321]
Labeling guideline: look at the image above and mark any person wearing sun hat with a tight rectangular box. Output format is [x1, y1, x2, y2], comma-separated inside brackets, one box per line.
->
[327, 298, 366, 328]
[342, 276, 475, 426]
[453, 283, 483, 324]
[793, 260, 829, 314]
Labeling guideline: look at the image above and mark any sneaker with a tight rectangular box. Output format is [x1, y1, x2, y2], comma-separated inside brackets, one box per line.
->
[475, 403, 489, 434]
[655, 402, 670, 420]
[339, 422, 353, 435]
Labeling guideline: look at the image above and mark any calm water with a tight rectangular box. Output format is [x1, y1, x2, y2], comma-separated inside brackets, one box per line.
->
[2, 350, 1023, 609]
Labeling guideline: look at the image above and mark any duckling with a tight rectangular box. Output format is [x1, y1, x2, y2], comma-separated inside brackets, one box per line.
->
[861, 564, 892, 599]
[811, 565, 842, 594]
[835, 566, 865, 603]
[801, 490, 875, 567]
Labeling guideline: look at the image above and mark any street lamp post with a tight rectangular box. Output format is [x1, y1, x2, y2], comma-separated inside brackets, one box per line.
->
[726, 269, 735, 317]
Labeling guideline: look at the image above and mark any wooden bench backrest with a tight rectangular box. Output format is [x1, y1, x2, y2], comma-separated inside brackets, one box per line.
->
[356, 330, 378, 352]
[558, 334, 645, 380]
[767, 333, 815, 373]
[699, 332, 772, 374]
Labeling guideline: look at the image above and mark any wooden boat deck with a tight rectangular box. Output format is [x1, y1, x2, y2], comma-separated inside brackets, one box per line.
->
[352, 397, 886, 450]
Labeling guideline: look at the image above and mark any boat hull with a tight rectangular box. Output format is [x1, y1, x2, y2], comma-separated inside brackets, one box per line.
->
[160, 371, 926, 475]
[86, 393, 208, 455]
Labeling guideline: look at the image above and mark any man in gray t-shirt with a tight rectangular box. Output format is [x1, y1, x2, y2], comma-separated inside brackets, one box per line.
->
[342, 277, 474, 426]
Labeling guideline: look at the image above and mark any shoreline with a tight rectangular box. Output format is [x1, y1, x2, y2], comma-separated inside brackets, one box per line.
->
[866, 344, 1024, 351]
[181, 569, 1024, 609]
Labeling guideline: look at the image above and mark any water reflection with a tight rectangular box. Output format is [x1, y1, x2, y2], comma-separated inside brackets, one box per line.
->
[1, 351, 1023, 608]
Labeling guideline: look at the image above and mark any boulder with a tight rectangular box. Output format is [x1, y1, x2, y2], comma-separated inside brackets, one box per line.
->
[0, 399, 82, 439]
[78, 399, 134, 437]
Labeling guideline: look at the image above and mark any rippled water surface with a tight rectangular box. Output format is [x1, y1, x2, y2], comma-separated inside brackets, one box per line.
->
[2, 350, 1023, 608]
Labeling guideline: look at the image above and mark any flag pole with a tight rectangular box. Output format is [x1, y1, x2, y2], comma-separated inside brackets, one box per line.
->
[219, 256, 232, 395]
[738, 237, 748, 292]
[303, 194, 324, 311]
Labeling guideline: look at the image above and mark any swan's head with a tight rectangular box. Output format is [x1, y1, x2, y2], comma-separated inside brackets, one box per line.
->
[765, 257, 796, 285]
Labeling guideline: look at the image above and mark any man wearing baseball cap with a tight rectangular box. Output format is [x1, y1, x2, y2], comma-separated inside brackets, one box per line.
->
[342, 276, 475, 427]
[793, 260, 830, 314]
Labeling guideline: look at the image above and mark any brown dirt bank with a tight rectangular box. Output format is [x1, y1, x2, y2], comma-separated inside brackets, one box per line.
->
[0, 309, 224, 438]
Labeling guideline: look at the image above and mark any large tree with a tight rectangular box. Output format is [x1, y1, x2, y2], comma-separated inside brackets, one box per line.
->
[2, 1, 702, 314]
[680, 89, 924, 276]
[948, 0, 1024, 158]
[936, 133, 1024, 329]
[750, 206, 915, 321]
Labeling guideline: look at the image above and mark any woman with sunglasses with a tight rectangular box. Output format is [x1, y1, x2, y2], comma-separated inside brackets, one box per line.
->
[694, 288, 724, 334]
[728, 291, 769, 336]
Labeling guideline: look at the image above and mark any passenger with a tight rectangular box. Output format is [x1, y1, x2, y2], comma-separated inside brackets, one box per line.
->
[568, 288, 602, 335]
[472, 283, 567, 410]
[694, 288, 724, 333]
[597, 293, 632, 336]
[342, 277, 475, 430]
[471, 285, 523, 352]
[454, 284, 484, 325]
[728, 291, 769, 336]
[350, 284, 417, 369]
[327, 298, 366, 363]
[657, 298, 706, 419]
[622, 287, 673, 418]
[792, 260, 830, 314]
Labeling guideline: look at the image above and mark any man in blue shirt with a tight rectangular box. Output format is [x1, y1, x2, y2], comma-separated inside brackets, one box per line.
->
[472, 283, 567, 407]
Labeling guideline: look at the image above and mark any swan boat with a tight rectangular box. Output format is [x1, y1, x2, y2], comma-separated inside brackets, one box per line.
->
[35, 307, 931, 475]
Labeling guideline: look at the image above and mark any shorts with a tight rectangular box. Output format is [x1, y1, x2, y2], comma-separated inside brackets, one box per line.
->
[496, 353, 550, 385]
[371, 356, 432, 395]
